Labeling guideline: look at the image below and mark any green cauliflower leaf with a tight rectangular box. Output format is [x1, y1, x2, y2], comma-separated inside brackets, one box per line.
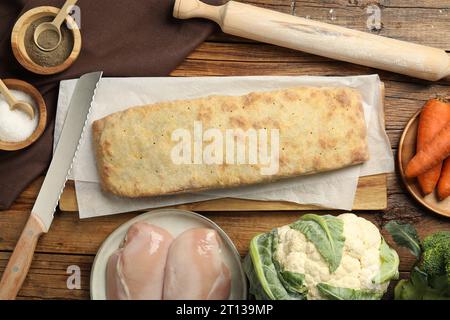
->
[317, 283, 384, 300]
[290, 214, 345, 273]
[373, 237, 400, 284]
[243, 231, 307, 300]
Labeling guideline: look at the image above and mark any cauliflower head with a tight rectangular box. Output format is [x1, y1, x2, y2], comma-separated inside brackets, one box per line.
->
[276, 214, 390, 299]
[244, 213, 399, 300]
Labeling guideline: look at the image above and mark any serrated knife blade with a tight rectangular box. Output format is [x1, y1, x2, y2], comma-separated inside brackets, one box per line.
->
[33, 71, 102, 231]
[0, 72, 102, 300]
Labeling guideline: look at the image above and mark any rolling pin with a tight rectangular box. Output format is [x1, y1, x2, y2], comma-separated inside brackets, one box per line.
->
[173, 0, 450, 81]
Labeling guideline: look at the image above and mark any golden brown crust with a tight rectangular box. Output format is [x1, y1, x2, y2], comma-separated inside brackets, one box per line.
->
[92, 87, 369, 198]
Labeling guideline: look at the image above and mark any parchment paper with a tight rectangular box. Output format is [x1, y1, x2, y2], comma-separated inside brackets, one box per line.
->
[55, 75, 394, 218]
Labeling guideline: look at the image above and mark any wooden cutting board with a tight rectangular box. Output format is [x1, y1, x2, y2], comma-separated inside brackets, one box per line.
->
[59, 83, 387, 213]
[59, 174, 387, 212]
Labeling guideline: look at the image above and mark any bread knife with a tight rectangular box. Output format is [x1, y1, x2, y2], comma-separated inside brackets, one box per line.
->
[0, 71, 103, 300]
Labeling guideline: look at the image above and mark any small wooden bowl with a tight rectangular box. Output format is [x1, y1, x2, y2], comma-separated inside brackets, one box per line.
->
[11, 6, 82, 75]
[0, 79, 47, 151]
[398, 110, 450, 218]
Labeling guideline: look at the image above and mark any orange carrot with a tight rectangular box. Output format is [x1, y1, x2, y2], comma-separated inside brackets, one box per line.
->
[416, 99, 450, 194]
[406, 122, 450, 178]
[437, 158, 450, 200]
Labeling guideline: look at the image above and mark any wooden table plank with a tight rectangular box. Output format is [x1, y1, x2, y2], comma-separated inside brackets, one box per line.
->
[0, 252, 92, 300]
[0, 251, 413, 300]
[175, 41, 449, 83]
[212, 0, 450, 49]
[0, 205, 447, 300]
[1, 189, 449, 258]
[0, 208, 442, 270]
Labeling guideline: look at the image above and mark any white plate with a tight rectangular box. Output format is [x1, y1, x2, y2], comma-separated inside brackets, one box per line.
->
[90, 209, 248, 300]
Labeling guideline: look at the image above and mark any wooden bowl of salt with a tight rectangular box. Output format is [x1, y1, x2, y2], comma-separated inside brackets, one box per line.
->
[0, 79, 47, 151]
[11, 6, 82, 75]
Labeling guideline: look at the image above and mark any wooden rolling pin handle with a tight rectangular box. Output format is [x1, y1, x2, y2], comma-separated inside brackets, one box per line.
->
[174, 0, 450, 81]
[0, 214, 45, 300]
[173, 0, 223, 23]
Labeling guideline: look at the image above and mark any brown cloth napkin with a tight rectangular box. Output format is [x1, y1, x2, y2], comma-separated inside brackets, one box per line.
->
[0, 0, 220, 210]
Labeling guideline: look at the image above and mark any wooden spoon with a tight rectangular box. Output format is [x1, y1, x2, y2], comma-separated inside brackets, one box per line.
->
[33, 0, 78, 52]
[0, 79, 35, 119]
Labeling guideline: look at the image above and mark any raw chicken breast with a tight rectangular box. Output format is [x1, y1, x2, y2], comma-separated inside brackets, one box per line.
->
[163, 228, 231, 300]
[106, 222, 173, 300]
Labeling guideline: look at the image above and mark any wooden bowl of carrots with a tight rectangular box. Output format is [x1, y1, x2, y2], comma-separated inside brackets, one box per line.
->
[399, 98, 450, 218]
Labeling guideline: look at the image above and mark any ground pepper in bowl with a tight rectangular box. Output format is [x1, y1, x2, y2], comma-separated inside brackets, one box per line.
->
[24, 16, 74, 67]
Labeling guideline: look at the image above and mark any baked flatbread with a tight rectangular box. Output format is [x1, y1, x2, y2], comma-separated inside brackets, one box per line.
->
[93, 87, 369, 197]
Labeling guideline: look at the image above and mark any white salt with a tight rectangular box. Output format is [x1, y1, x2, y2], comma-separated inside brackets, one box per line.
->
[0, 90, 39, 143]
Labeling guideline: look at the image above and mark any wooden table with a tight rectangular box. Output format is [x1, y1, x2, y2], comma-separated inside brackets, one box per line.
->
[1, 0, 450, 300]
